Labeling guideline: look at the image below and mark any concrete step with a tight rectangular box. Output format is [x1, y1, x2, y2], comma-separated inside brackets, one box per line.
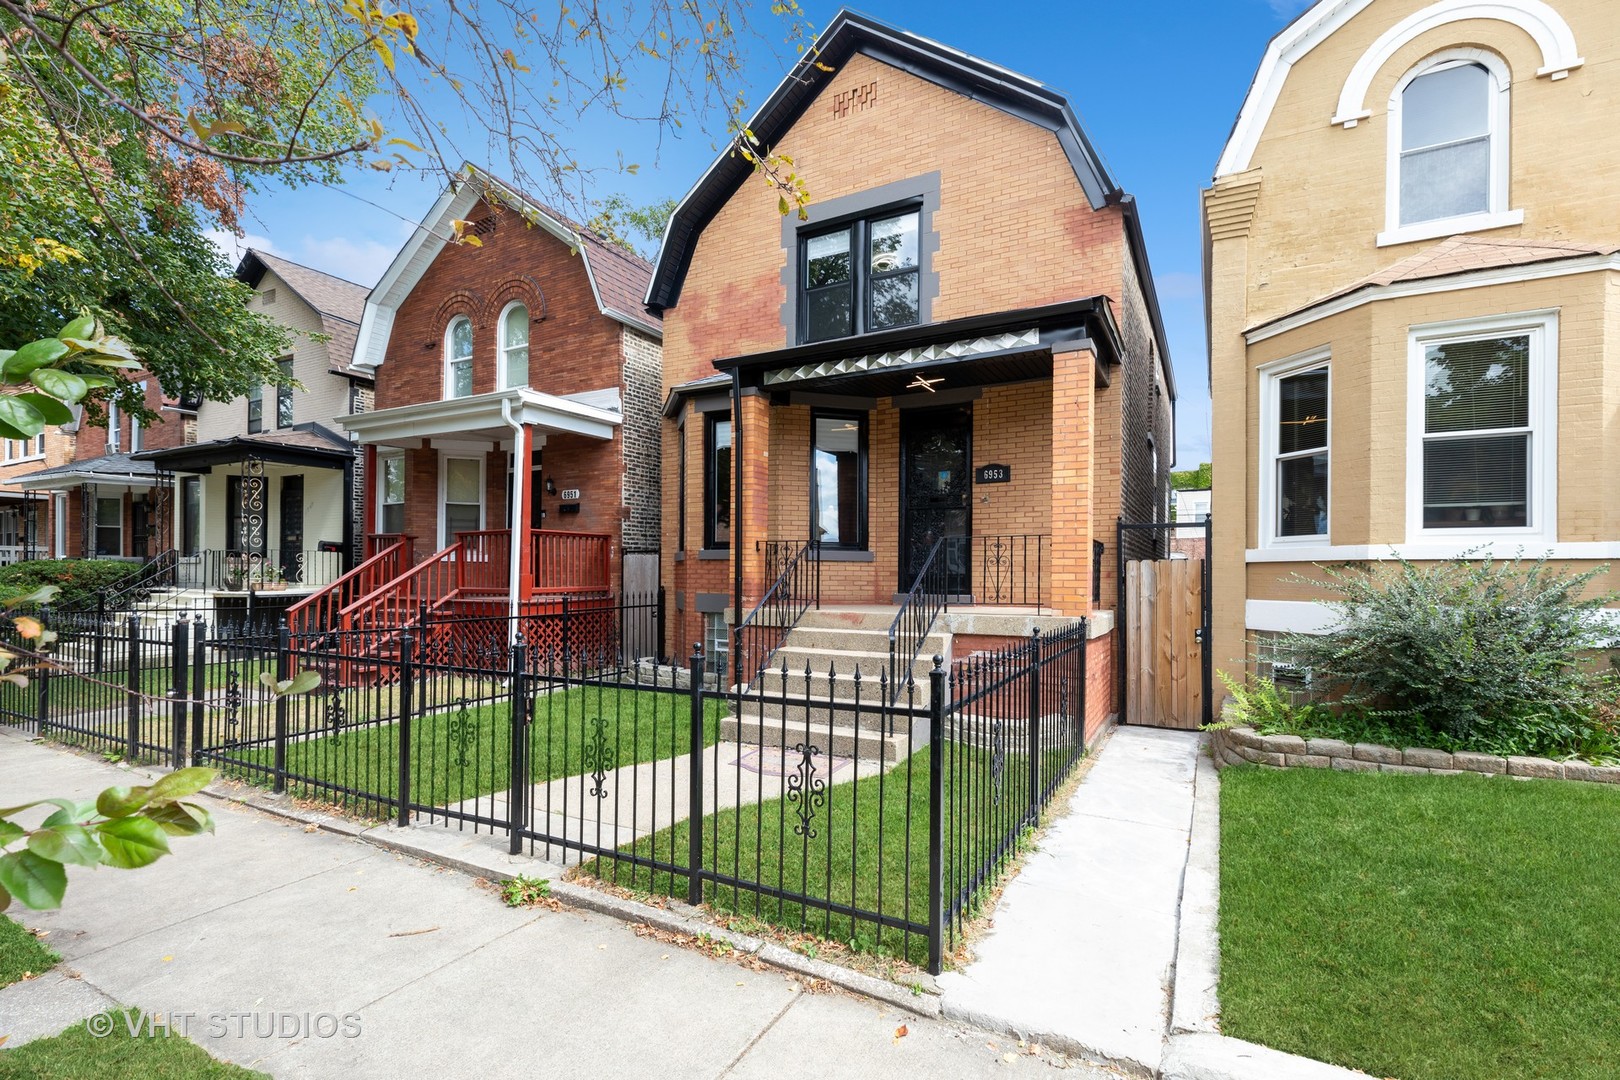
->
[768, 644, 946, 680]
[719, 710, 927, 763]
[795, 608, 905, 633]
[778, 626, 950, 657]
[743, 665, 936, 707]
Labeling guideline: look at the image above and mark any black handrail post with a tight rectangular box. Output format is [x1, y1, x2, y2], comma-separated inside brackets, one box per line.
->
[397, 630, 415, 828]
[93, 594, 105, 674]
[508, 635, 529, 856]
[124, 614, 140, 761]
[1079, 617, 1090, 752]
[1027, 628, 1043, 822]
[687, 643, 705, 906]
[34, 603, 51, 737]
[170, 617, 189, 769]
[190, 621, 207, 765]
[927, 655, 946, 975]
[656, 586, 667, 664]
[272, 619, 290, 794]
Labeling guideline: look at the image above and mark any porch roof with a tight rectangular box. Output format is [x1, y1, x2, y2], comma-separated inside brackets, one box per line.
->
[710, 297, 1122, 397]
[335, 386, 621, 448]
[134, 424, 353, 473]
[15, 453, 161, 492]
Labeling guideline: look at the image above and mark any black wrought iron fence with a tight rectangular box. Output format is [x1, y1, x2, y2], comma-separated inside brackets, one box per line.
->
[8, 599, 1091, 975]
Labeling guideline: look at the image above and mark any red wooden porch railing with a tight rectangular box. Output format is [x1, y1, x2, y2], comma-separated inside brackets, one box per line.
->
[454, 530, 511, 594]
[531, 529, 611, 595]
[365, 533, 413, 561]
[286, 538, 410, 638]
[338, 541, 462, 635]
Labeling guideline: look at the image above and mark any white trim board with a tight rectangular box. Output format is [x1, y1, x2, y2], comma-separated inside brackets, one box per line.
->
[1247, 541, 1620, 563]
[1246, 600, 1341, 634]
[1245, 253, 1619, 344]
[1216, 0, 1585, 179]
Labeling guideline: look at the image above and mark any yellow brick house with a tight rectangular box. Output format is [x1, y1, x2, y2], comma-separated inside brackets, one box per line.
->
[1204, 0, 1620, 668]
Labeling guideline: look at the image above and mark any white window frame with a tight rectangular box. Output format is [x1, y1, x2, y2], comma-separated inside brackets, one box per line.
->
[107, 401, 121, 453]
[129, 381, 146, 452]
[376, 451, 405, 535]
[1380, 48, 1521, 248]
[1405, 309, 1558, 546]
[437, 452, 485, 548]
[444, 316, 474, 400]
[497, 301, 530, 390]
[1258, 347, 1332, 549]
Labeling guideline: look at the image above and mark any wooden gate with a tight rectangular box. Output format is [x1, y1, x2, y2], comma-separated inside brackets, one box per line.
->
[1125, 558, 1205, 730]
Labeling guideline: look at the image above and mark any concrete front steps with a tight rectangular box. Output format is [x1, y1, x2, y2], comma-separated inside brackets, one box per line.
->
[720, 607, 950, 764]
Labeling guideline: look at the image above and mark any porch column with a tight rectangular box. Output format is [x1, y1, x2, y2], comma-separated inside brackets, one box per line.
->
[1051, 346, 1097, 616]
[361, 444, 377, 540]
[732, 387, 773, 629]
[513, 425, 536, 614]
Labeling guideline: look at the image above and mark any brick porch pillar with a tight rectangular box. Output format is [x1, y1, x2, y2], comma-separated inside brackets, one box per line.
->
[1050, 346, 1096, 617]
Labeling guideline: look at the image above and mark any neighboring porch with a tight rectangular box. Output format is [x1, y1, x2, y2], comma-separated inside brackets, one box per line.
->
[18, 454, 169, 562]
[0, 489, 50, 565]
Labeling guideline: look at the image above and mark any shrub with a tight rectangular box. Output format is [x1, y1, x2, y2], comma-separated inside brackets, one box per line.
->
[1279, 553, 1616, 751]
[0, 559, 143, 611]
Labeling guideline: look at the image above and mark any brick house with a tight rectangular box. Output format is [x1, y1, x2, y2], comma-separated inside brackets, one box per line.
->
[0, 395, 72, 563]
[327, 164, 661, 630]
[18, 376, 193, 560]
[135, 250, 373, 600]
[1204, 0, 1618, 671]
[650, 10, 1174, 724]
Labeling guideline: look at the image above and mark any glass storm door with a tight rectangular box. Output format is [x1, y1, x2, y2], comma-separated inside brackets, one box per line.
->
[899, 405, 971, 596]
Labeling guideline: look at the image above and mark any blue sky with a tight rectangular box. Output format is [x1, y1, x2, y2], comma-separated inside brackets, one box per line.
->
[218, 0, 1317, 468]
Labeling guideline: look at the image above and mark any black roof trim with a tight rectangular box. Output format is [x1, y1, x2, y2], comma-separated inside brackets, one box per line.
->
[713, 298, 1123, 389]
[644, 9, 1119, 316]
[134, 424, 352, 473]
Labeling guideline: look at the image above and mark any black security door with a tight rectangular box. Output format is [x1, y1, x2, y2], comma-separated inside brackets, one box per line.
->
[279, 475, 304, 581]
[899, 405, 971, 596]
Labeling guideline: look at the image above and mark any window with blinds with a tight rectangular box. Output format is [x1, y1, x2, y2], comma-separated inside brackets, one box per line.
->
[1421, 334, 1531, 530]
[1274, 365, 1329, 539]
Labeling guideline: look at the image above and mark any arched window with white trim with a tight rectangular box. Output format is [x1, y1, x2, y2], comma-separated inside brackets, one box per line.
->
[445, 316, 473, 399]
[498, 303, 529, 389]
[1385, 50, 1514, 244]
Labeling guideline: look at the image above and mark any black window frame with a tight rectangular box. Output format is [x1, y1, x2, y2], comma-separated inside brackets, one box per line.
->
[180, 475, 201, 556]
[703, 412, 732, 551]
[247, 383, 262, 434]
[676, 416, 687, 554]
[809, 409, 869, 551]
[797, 203, 923, 344]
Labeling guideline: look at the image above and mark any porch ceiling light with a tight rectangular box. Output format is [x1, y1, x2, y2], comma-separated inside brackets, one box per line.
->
[906, 374, 945, 393]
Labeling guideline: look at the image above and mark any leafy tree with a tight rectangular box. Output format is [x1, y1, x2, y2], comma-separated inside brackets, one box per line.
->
[588, 194, 679, 258]
[1171, 462, 1211, 491]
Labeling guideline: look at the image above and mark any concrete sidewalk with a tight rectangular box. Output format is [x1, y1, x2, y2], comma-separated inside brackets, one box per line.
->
[0, 731, 1125, 1079]
[937, 726, 1205, 1075]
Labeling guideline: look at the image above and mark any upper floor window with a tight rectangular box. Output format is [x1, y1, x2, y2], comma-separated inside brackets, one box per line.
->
[704, 414, 731, 550]
[446, 316, 474, 399]
[107, 400, 121, 452]
[499, 303, 529, 389]
[276, 358, 294, 428]
[1384, 52, 1514, 246]
[3, 434, 45, 462]
[247, 382, 262, 433]
[800, 208, 920, 343]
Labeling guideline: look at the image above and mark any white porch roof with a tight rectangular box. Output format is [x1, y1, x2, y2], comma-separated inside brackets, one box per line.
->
[336, 387, 620, 449]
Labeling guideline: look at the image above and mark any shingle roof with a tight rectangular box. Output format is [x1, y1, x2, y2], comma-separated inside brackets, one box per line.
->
[15, 453, 159, 490]
[577, 232, 659, 335]
[238, 250, 372, 378]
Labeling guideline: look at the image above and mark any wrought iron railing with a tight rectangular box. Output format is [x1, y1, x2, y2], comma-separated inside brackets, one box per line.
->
[64, 548, 180, 615]
[971, 534, 1049, 608]
[175, 549, 345, 592]
[731, 539, 819, 688]
[888, 535, 949, 705]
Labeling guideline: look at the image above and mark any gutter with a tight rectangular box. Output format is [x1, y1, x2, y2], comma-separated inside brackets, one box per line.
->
[499, 397, 525, 641]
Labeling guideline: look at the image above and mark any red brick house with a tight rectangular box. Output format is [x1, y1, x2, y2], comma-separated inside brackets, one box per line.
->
[18, 376, 194, 560]
[651, 12, 1175, 727]
[316, 165, 661, 634]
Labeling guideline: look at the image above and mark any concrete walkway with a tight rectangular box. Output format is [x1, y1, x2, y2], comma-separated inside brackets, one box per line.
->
[937, 726, 1204, 1075]
[0, 730, 1124, 1079]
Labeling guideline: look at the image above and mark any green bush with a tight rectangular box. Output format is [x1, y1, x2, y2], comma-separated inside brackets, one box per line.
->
[0, 559, 143, 610]
[1271, 553, 1618, 758]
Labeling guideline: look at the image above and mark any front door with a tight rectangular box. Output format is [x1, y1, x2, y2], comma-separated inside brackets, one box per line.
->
[899, 405, 971, 596]
[279, 475, 304, 582]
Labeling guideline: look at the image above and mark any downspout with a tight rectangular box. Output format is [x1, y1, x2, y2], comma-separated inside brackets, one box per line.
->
[731, 369, 743, 687]
[500, 396, 526, 643]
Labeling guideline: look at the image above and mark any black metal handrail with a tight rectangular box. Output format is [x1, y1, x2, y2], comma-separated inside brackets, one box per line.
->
[731, 538, 819, 688]
[888, 535, 950, 705]
[175, 549, 346, 592]
[973, 534, 1049, 608]
[68, 548, 179, 615]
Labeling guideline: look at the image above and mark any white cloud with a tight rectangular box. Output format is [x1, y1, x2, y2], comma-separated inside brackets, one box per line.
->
[294, 231, 408, 288]
[203, 228, 287, 269]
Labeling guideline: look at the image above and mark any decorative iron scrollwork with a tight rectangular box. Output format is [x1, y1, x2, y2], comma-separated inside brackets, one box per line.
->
[990, 718, 1007, 806]
[786, 742, 827, 838]
[326, 684, 347, 744]
[224, 666, 242, 746]
[984, 536, 1013, 605]
[584, 715, 611, 799]
[448, 697, 475, 767]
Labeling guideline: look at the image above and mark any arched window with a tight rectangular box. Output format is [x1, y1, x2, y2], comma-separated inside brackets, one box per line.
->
[499, 303, 529, 389]
[1387, 51, 1512, 242]
[445, 316, 473, 398]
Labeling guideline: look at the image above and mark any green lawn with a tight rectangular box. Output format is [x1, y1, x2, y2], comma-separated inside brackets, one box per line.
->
[598, 740, 1066, 967]
[1220, 767, 1620, 1080]
[260, 685, 725, 813]
[0, 1010, 267, 1078]
[0, 916, 58, 988]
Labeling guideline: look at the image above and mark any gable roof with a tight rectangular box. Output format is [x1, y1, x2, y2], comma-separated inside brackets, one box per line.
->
[645, 9, 1117, 316]
[1215, 0, 1587, 179]
[1249, 235, 1620, 338]
[236, 249, 372, 379]
[351, 165, 659, 373]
